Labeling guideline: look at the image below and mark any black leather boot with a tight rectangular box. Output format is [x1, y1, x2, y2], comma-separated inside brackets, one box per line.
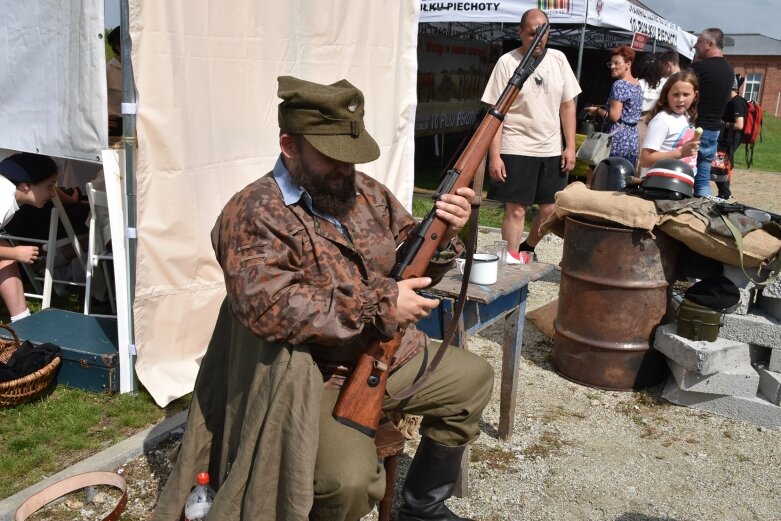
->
[397, 437, 474, 521]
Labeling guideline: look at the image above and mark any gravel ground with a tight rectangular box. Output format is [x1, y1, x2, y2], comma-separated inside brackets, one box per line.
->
[46, 171, 781, 520]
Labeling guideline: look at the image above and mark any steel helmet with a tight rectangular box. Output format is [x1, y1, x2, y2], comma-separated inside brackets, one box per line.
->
[641, 158, 695, 199]
[591, 157, 636, 191]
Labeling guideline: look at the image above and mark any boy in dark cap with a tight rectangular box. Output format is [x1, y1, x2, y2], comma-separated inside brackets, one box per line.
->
[0, 153, 58, 321]
[154, 76, 492, 521]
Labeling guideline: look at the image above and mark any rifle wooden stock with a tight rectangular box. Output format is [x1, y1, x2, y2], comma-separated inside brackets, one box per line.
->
[332, 333, 401, 436]
[333, 24, 550, 437]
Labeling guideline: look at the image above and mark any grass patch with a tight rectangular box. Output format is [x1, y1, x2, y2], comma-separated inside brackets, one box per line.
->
[470, 444, 518, 471]
[542, 405, 587, 423]
[0, 279, 175, 499]
[733, 112, 781, 172]
[522, 430, 571, 460]
[0, 386, 189, 499]
[411, 196, 509, 229]
[412, 174, 539, 230]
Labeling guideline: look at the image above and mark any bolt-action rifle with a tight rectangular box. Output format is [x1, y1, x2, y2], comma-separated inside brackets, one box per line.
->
[333, 23, 551, 437]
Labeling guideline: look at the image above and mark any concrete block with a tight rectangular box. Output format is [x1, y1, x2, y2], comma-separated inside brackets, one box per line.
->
[666, 358, 759, 398]
[654, 324, 750, 374]
[756, 365, 781, 406]
[722, 264, 767, 315]
[722, 264, 764, 314]
[760, 274, 781, 299]
[662, 377, 781, 428]
[720, 309, 781, 349]
[771, 348, 781, 373]
[732, 287, 756, 315]
[756, 293, 781, 321]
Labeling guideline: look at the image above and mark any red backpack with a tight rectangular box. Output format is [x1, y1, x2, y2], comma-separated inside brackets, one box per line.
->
[741, 100, 763, 168]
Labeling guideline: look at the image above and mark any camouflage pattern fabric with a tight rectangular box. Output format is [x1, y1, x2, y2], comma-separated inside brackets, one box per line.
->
[211, 170, 456, 381]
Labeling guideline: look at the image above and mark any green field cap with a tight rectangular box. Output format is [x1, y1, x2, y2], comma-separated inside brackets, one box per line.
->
[277, 76, 380, 164]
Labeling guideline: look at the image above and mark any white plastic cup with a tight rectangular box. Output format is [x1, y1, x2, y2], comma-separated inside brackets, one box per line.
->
[456, 253, 499, 285]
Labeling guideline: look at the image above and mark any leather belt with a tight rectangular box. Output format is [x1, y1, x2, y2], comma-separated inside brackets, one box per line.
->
[15, 471, 128, 521]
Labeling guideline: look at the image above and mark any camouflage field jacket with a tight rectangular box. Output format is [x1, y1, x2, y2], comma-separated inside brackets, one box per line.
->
[211, 168, 456, 373]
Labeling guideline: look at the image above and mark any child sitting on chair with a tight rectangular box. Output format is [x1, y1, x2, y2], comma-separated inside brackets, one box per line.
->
[0, 153, 58, 322]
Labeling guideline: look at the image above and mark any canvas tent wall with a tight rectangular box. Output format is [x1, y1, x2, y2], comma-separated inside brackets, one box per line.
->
[0, 0, 420, 406]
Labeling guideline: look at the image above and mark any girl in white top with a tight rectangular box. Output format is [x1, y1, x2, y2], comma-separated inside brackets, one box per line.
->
[0, 153, 58, 322]
[639, 70, 701, 177]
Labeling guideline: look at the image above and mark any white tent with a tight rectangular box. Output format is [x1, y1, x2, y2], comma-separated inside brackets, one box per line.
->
[0, 0, 419, 406]
[419, 0, 697, 60]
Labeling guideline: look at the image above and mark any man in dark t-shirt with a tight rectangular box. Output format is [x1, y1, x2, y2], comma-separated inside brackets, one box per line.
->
[690, 28, 734, 197]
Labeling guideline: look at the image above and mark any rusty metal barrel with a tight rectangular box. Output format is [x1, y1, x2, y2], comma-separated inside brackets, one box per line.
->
[553, 217, 678, 390]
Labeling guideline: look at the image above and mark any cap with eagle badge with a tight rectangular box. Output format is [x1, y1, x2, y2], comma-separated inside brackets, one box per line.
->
[277, 75, 380, 164]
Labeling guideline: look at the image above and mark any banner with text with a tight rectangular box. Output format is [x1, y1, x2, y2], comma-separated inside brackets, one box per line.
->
[587, 0, 695, 58]
[419, 0, 587, 23]
[419, 0, 695, 58]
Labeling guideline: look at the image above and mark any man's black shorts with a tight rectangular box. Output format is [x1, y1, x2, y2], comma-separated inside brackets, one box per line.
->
[486, 154, 567, 206]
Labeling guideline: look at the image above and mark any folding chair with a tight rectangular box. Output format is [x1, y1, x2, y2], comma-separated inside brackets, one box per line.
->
[83, 182, 116, 317]
[0, 195, 86, 309]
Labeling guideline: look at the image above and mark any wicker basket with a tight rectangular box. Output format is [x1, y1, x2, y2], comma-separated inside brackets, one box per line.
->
[0, 323, 61, 407]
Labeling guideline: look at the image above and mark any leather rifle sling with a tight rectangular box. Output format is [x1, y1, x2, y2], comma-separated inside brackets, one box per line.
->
[390, 164, 485, 401]
[15, 471, 128, 521]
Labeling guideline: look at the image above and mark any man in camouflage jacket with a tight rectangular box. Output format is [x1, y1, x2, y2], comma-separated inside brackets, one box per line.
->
[159, 76, 493, 521]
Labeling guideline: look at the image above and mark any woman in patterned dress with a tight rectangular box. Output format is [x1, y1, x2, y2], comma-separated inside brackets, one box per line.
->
[587, 45, 643, 167]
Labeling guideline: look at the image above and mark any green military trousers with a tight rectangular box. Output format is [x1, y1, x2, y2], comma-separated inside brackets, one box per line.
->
[310, 343, 494, 521]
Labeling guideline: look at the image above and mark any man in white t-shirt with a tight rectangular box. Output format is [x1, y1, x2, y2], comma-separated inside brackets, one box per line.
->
[482, 8, 581, 260]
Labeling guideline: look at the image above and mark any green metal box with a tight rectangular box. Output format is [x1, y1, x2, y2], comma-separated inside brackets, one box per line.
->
[676, 298, 724, 342]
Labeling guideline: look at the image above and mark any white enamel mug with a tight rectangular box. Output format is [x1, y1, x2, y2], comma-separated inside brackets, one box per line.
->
[456, 253, 499, 285]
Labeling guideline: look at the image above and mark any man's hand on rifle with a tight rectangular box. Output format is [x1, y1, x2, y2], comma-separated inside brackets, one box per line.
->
[435, 186, 475, 244]
[397, 278, 440, 327]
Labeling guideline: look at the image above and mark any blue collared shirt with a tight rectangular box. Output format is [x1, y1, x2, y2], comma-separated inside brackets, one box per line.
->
[272, 156, 350, 238]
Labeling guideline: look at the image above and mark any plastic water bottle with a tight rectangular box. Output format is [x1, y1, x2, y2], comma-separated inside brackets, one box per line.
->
[184, 472, 215, 521]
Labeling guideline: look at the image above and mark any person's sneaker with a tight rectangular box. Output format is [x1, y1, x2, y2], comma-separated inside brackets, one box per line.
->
[505, 251, 522, 264]
[507, 251, 539, 264]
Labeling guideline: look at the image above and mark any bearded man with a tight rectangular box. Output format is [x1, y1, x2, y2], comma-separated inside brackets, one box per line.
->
[153, 76, 493, 521]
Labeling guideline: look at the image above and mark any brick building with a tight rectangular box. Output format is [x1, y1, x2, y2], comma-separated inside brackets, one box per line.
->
[723, 33, 781, 116]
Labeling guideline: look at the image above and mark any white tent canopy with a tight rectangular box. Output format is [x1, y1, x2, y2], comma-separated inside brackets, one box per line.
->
[419, 0, 696, 59]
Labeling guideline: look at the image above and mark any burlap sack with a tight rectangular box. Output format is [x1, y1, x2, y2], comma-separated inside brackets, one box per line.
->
[554, 182, 659, 231]
[659, 213, 781, 268]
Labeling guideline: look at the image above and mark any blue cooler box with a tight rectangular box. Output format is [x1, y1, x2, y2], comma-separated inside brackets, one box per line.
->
[1, 309, 119, 393]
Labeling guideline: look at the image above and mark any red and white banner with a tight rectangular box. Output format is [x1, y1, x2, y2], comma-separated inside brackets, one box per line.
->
[631, 31, 649, 51]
